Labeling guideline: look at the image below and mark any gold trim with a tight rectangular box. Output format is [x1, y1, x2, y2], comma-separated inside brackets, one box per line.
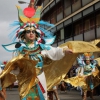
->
[25, 27, 36, 31]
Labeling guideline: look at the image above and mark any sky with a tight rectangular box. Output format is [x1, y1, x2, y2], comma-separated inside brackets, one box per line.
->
[0, 0, 29, 62]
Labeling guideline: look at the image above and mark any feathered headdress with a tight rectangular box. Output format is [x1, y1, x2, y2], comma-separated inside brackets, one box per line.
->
[83, 52, 94, 60]
[9, 0, 55, 45]
[77, 52, 95, 67]
[77, 53, 94, 63]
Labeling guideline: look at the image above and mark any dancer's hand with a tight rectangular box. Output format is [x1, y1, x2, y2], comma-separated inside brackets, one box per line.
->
[78, 74, 82, 78]
[63, 46, 73, 54]
[66, 48, 73, 54]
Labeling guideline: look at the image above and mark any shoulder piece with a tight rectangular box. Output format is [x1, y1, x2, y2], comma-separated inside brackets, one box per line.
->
[2, 42, 26, 52]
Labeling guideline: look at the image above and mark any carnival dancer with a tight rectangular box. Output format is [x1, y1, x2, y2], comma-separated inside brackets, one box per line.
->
[77, 53, 98, 100]
[64, 52, 100, 100]
[0, 0, 73, 100]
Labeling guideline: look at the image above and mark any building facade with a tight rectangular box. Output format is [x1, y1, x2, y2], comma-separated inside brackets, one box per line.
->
[34, 0, 100, 47]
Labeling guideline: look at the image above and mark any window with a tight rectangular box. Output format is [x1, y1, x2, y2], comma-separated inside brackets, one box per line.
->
[54, 33, 57, 43]
[79, 23, 84, 33]
[64, 0, 71, 9]
[60, 29, 64, 40]
[57, 6, 63, 15]
[57, 31, 61, 42]
[44, 0, 49, 6]
[72, 0, 79, 4]
[51, 18, 56, 24]
[54, 31, 61, 43]
[75, 24, 80, 35]
[50, 11, 56, 24]
[90, 17, 95, 29]
[96, 14, 100, 27]
[84, 20, 90, 31]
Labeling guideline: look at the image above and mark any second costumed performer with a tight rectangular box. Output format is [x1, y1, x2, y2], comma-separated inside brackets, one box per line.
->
[65, 53, 100, 100]
[0, 0, 73, 100]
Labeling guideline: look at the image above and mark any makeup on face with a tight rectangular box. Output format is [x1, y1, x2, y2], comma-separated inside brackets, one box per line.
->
[26, 30, 35, 34]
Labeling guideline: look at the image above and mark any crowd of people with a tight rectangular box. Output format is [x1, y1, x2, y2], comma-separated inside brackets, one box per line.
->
[0, 0, 100, 100]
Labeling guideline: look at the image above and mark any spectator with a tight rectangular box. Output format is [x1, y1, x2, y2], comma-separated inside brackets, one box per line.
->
[48, 86, 60, 100]
[59, 81, 67, 93]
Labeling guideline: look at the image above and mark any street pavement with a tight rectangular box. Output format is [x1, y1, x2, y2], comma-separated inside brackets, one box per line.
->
[6, 88, 20, 100]
[6, 88, 100, 100]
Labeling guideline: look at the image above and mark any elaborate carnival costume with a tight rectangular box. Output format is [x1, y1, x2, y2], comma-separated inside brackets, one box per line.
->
[77, 53, 97, 100]
[1, 1, 100, 100]
[65, 53, 100, 100]
[0, 0, 72, 100]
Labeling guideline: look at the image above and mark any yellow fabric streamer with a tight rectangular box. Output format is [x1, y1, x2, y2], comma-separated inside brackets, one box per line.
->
[0, 55, 37, 99]
[64, 68, 99, 90]
[44, 41, 100, 90]
[0, 41, 100, 97]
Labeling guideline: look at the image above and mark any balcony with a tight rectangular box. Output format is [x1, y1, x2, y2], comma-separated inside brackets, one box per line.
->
[72, 0, 81, 12]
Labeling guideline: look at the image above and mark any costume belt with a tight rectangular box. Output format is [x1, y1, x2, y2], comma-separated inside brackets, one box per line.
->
[36, 67, 43, 75]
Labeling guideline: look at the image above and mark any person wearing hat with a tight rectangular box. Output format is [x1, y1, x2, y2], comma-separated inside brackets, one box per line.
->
[77, 53, 98, 100]
[0, 1, 73, 100]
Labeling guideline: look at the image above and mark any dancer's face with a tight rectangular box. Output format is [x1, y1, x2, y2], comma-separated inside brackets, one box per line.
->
[25, 30, 36, 41]
[85, 60, 90, 65]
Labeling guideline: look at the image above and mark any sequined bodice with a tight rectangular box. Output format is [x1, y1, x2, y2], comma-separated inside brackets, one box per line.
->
[84, 64, 92, 74]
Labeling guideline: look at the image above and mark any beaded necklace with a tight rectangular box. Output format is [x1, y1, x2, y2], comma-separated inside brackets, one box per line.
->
[26, 41, 34, 48]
